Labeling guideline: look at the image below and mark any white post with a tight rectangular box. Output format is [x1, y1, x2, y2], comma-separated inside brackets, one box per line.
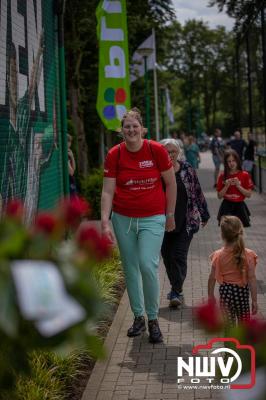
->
[153, 28, 160, 141]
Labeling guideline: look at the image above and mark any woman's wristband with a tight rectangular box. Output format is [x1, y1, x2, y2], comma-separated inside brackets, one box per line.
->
[166, 213, 175, 219]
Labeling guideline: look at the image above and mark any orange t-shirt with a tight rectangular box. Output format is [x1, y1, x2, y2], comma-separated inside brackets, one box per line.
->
[210, 247, 257, 286]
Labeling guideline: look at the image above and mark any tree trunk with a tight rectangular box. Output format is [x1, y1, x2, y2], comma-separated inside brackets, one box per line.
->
[203, 89, 211, 133]
[212, 90, 217, 128]
[69, 82, 89, 176]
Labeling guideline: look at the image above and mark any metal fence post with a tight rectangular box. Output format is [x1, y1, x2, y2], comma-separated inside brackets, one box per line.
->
[258, 154, 262, 193]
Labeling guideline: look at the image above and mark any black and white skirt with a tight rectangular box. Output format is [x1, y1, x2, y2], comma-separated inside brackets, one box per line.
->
[219, 283, 250, 325]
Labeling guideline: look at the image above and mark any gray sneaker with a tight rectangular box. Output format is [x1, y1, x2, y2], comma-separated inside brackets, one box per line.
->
[169, 292, 184, 307]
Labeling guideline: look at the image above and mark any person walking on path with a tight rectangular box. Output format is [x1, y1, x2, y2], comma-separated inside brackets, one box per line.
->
[101, 108, 177, 343]
[227, 130, 247, 161]
[67, 134, 77, 195]
[210, 128, 224, 187]
[217, 149, 253, 227]
[171, 131, 185, 158]
[243, 132, 256, 182]
[160, 139, 210, 307]
[208, 215, 258, 326]
[184, 135, 201, 169]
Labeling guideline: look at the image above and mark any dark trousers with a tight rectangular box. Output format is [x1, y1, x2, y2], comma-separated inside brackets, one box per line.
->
[161, 229, 193, 294]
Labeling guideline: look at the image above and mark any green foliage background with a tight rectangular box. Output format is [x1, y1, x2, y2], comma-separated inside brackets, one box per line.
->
[64, 0, 265, 178]
[81, 169, 103, 220]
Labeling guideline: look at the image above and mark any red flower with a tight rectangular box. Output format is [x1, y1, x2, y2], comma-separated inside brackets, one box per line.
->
[95, 234, 113, 260]
[61, 196, 91, 228]
[194, 299, 224, 332]
[77, 223, 112, 260]
[35, 213, 57, 235]
[77, 224, 97, 244]
[242, 318, 266, 344]
[5, 199, 24, 220]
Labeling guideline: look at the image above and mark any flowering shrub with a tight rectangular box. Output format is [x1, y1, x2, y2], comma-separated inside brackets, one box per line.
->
[195, 300, 266, 370]
[0, 196, 113, 396]
[77, 223, 112, 261]
[194, 298, 224, 333]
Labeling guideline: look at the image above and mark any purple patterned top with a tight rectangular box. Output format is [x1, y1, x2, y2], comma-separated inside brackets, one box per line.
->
[178, 161, 210, 234]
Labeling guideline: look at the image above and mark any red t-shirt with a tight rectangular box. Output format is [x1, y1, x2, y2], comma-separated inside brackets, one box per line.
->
[104, 139, 172, 217]
[217, 170, 254, 202]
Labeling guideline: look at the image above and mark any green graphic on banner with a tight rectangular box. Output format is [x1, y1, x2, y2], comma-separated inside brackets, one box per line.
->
[0, 0, 66, 223]
[96, 0, 131, 130]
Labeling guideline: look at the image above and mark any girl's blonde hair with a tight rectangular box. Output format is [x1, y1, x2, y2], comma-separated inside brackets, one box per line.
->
[220, 216, 246, 274]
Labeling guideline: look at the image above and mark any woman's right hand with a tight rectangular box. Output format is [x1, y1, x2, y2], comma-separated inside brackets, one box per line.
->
[101, 222, 116, 244]
[225, 178, 232, 187]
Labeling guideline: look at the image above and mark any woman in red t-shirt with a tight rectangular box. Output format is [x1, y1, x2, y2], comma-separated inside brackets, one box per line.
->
[217, 149, 253, 227]
[101, 108, 177, 343]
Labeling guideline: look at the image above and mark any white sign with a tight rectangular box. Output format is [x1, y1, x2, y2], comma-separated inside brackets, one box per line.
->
[11, 260, 86, 337]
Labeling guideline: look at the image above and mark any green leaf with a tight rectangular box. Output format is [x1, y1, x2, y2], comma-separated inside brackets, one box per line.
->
[0, 266, 19, 337]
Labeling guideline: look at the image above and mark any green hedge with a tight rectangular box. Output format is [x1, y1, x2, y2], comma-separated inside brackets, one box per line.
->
[81, 169, 103, 220]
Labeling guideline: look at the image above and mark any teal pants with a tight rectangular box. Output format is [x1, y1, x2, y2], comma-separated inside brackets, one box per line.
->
[112, 212, 166, 320]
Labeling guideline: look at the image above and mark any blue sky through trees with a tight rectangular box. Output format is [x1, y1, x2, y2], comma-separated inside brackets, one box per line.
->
[173, 0, 234, 30]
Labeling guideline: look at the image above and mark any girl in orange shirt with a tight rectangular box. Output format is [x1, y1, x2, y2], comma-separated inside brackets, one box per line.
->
[208, 216, 258, 325]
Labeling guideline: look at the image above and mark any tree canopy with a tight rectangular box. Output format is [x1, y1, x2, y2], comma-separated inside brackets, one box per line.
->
[209, 0, 265, 33]
[64, 0, 176, 174]
[64, 0, 265, 173]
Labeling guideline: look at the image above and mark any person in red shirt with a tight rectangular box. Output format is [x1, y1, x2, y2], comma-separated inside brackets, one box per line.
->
[101, 108, 176, 343]
[217, 149, 254, 227]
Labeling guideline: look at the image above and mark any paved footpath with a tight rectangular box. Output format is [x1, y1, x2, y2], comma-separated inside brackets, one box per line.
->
[82, 152, 266, 400]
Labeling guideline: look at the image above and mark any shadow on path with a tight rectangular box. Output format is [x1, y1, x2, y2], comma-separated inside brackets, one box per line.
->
[119, 339, 193, 384]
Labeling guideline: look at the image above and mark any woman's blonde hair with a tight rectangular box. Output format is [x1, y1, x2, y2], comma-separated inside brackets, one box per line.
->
[120, 107, 148, 136]
[121, 107, 143, 126]
[220, 216, 246, 274]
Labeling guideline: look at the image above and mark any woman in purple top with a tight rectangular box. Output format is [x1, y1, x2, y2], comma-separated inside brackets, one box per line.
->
[160, 139, 210, 307]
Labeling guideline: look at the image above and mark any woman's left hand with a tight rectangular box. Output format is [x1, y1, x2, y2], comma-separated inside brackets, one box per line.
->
[165, 216, 175, 232]
[201, 221, 208, 227]
[231, 177, 241, 187]
[235, 178, 241, 188]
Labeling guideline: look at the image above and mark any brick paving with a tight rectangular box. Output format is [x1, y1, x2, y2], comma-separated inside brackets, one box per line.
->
[82, 152, 266, 400]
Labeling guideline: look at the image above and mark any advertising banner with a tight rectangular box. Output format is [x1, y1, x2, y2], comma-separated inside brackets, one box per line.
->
[96, 0, 131, 130]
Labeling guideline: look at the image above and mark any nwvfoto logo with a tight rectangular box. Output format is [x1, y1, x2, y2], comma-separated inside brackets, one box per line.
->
[177, 338, 256, 390]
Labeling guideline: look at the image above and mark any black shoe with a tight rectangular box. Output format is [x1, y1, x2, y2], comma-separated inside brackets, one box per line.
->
[127, 316, 146, 337]
[148, 319, 163, 343]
